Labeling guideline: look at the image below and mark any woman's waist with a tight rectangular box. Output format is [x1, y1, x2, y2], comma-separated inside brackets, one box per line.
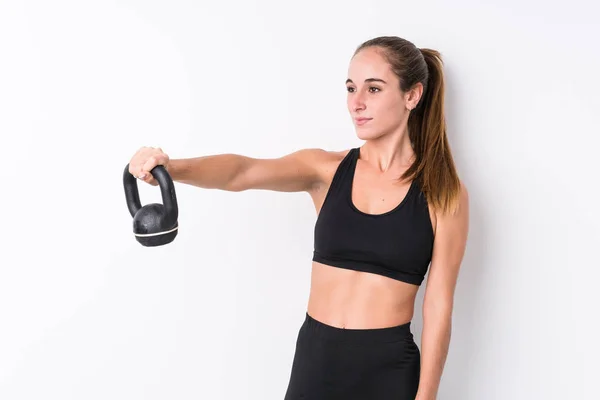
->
[306, 299, 414, 329]
[299, 310, 415, 344]
[306, 277, 417, 329]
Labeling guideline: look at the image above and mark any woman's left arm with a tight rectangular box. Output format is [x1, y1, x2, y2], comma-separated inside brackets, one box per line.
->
[415, 181, 470, 400]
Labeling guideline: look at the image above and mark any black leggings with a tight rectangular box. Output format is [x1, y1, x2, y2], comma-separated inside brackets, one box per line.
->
[284, 313, 420, 400]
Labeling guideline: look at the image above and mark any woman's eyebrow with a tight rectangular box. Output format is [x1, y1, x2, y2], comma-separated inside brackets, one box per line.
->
[345, 78, 387, 84]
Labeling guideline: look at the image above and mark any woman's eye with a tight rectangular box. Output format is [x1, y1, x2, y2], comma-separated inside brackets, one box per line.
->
[346, 87, 380, 93]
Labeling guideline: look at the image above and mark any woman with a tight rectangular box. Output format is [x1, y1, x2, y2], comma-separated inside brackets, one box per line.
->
[128, 36, 469, 400]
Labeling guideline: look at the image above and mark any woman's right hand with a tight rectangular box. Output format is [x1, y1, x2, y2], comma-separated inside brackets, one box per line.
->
[128, 146, 170, 186]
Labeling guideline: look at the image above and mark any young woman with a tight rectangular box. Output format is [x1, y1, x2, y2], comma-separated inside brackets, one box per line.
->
[128, 36, 469, 400]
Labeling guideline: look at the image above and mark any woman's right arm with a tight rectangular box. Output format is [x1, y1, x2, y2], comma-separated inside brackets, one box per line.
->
[129, 146, 331, 193]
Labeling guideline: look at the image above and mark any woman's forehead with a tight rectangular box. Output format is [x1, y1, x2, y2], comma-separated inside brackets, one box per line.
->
[348, 51, 395, 83]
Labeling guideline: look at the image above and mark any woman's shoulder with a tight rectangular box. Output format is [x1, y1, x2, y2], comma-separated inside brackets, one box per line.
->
[299, 147, 351, 169]
[291, 147, 350, 162]
[293, 147, 353, 187]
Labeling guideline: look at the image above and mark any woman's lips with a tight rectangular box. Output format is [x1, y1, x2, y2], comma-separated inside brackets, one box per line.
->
[355, 117, 372, 126]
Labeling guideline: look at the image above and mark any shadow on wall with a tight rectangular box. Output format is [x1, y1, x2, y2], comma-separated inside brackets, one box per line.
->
[411, 69, 489, 399]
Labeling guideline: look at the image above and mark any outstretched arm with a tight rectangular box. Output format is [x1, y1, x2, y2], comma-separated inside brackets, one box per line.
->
[168, 148, 330, 193]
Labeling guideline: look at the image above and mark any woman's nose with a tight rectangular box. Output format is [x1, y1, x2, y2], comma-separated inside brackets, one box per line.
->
[351, 93, 366, 111]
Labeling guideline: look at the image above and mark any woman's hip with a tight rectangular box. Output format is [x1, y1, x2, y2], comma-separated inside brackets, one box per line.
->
[284, 313, 420, 400]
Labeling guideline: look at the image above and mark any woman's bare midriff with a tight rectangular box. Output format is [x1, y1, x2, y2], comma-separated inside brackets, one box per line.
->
[306, 261, 420, 329]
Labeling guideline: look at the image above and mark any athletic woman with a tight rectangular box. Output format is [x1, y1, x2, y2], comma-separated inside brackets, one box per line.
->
[128, 36, 469, 400]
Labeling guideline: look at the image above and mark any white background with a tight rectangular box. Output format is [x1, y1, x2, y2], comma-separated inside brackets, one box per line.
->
[1, 0, 598, 399]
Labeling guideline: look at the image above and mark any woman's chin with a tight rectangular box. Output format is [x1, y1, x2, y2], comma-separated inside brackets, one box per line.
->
[356, 128, 383, 141]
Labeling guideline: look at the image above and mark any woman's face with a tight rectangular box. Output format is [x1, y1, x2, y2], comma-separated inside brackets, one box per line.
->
[346, 47, 409, 141]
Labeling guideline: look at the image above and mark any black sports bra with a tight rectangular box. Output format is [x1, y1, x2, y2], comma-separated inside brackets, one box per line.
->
[312, 147, 435, 286]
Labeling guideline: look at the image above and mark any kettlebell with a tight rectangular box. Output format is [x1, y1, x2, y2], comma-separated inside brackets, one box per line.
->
[123, 163, 179, 246]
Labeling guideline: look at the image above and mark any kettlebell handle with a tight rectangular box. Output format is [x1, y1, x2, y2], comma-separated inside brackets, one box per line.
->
[123, 163, 179, 227]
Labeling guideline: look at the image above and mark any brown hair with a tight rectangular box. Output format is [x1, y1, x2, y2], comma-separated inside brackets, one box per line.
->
[354, 36, 461, 216]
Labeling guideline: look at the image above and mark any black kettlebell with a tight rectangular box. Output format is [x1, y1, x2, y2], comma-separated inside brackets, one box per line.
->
[123, 163, 179, 246]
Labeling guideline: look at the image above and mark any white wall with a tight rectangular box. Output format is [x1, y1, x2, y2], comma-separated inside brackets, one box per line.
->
[1, 0, 598, 399]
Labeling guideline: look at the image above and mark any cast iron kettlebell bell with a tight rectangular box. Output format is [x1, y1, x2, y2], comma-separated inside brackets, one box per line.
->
[123, 163, 179, 246]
